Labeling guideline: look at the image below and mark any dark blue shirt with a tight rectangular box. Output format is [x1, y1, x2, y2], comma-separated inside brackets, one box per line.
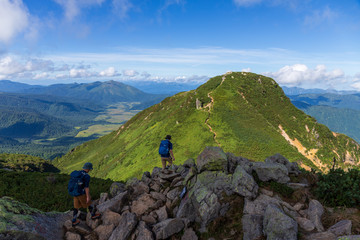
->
[80, 170, 90, 194]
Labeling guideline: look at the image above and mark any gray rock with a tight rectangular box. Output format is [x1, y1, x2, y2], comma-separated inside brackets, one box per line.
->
[150, 191, 167, 202]
[328, 220, 352, 237]
[130, 193, 157, 216]
[252, 162, 290, 183]
[308, 199, 325, 232]
[151, 167, 162, 178]
[86, 212, 101, 229]
[109, 212, 138, 240]
[183, 158, 196, 168]
[167, 187, 181, 201]
[170, 176, 183, 188]
[242, 214, 263, 240]
[65, 232, 81, 240]
[133, 221, 154, 240]
[155, 206, 168, 222]
[231, 165, 258, 199]
[243, 194, 280, 215]
[296, 217, 315, 232]
[142, 215, 157, 225]
[99, 192, 109, 204]
[263, 204, 298, 240]
[142, 172, 152, 185]
[109, 182, 126, 197]
[97, 191, 128, 214]
[265, 153, 301, 175]
[181, 228, 198, 240]
[159, 172, 181, 181]
[197, 146, 227, 172]
[133, 182, 150, 197]
[94, 224, 115, 240]
[306, 232, 336, 240]
[101, 210, 121, 226]
[226, 152, 251, 174]
[176, 198, 197, 223]
[153, 218, 184, 239]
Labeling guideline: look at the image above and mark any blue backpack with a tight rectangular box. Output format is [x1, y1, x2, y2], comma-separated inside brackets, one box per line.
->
[159, 140, 170, 155]
[68, 170, 86, 197]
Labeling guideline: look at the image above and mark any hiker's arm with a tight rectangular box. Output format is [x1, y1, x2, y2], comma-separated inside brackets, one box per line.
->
[170, 149, 175, 161]
[85, 187, 91, 203]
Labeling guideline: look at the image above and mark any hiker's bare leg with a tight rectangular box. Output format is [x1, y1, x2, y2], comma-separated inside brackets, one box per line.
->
[161, 158, 167, 170]
[167, 157, 173, 168]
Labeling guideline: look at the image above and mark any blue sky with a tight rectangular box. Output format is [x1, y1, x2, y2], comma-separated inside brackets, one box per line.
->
[0, 0, 359, 90]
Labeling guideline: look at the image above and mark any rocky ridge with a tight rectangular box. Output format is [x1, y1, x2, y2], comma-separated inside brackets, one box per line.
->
[62, 147, 360, 240]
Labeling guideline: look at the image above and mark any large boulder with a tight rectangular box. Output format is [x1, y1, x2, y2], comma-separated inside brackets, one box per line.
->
[242, 214, 264, 240]
[109, 182, 126, 197]
[252, 162, 290, 183]
[328, 220, 352, 237]
[131, 221, 154, 240]
[197, 147, 227, 172]
[130, 193, 157, 216]
[94, 224, 115, 240]
[152, 218, 184, 240]
[265, 153, 301, 175]
[307, 199, 325, 232]
[263, 204, 298, 240]
[243, 194, 280, 215]
[97, 191, 128, 214]
[226, 152, 252, 174]
[108, 212, 137, 240]
[231, 165, 258, 199]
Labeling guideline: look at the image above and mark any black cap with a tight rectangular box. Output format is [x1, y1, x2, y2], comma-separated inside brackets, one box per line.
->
[165, 135, 171, 140]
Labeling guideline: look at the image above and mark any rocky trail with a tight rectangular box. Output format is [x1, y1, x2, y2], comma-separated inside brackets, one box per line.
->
[2, 147, 360, 240]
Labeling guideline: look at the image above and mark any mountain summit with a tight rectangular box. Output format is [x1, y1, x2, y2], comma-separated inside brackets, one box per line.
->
[54, 72, 360, 180]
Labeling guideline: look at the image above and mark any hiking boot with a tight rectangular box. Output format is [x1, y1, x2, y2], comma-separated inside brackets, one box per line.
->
[72, 219, 80, 227]
[91, 213, 101, 220]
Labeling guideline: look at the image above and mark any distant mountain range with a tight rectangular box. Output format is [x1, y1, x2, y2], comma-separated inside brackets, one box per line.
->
[0, 80, 168, 159]
[54, 72, 360, 181]
[282, 86, 358, 96]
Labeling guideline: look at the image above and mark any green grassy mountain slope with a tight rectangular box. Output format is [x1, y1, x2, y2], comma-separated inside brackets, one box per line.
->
[54, 72, 360, 181]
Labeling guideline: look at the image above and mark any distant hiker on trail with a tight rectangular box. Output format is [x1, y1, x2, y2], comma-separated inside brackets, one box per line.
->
[67, 162, 101, 227]
[159, 135, 175, 171]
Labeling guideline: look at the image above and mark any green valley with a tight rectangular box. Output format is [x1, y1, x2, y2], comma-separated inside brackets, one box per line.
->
[54, 72, 360, 181]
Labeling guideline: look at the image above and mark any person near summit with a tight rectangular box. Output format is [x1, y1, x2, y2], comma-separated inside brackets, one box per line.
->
[67, 162, 101, 227]
[159, 135, 175, 171]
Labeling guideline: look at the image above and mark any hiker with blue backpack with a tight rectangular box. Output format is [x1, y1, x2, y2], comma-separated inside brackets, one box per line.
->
[68, 162, 101, 227]
[159, 135, 175, 171]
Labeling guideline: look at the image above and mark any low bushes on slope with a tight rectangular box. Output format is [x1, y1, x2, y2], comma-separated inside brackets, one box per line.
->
[314, 168, 360, 207]
[0, 170, 113, 212]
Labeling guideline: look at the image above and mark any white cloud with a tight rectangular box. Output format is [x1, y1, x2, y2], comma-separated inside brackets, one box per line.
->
[122, 69, 139, 77]
[265, 64, 345, 87]
[0, 0, 29, 43]
[0, 56, 25, 75]
[33, 72, 49, 79]
[242, 68, 251, 72]
[304, 6, 338, 27]
[53, 0, 106, 21]
[69, 68, 97, 78]
[112, 0, 133, 19]
[233, 0, 262, 7]
[350, 73, 360, 90]
[99, 67, 119, 77]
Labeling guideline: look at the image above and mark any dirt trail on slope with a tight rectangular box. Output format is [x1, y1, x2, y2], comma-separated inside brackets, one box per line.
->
[204, 73, 229, 146]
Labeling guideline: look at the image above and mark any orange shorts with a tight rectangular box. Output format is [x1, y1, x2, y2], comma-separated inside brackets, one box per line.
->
[74, 194, 91, 209]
